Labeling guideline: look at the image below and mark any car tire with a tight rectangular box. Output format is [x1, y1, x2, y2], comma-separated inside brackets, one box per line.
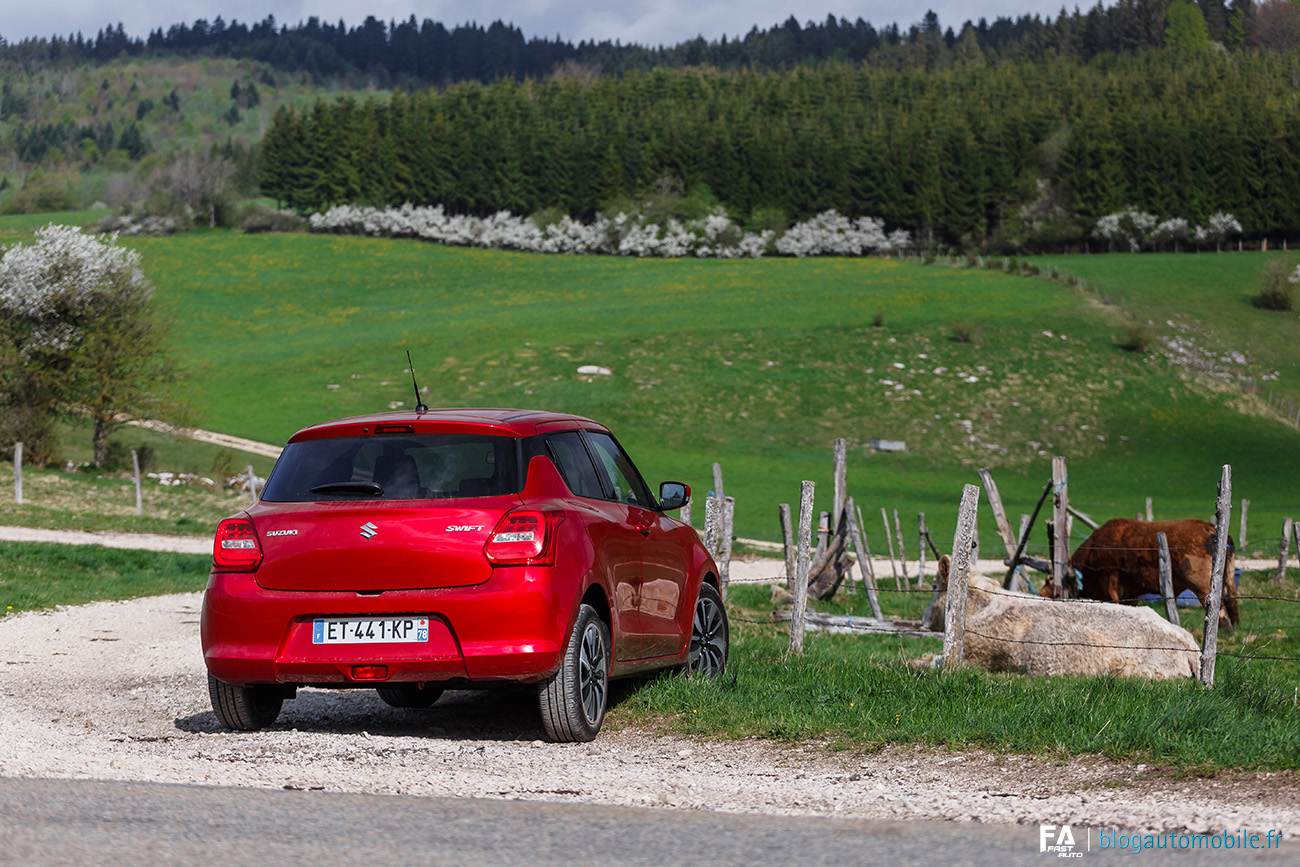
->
[687, 584, 729, 678]
[208, 673, 284, 731]
[538, 603, 609, 742]
[376, 683, 444, 708]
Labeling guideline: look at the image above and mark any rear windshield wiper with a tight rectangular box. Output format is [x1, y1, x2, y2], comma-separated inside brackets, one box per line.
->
[309, 481, 384, 497]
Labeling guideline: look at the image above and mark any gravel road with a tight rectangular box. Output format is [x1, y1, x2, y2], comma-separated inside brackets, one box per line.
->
[0, 592, 1297, 841]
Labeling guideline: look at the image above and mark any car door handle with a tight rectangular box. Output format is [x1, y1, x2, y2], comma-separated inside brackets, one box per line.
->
[637, 526, 652, 538]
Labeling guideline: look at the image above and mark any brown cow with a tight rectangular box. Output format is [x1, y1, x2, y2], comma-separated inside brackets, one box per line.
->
[1044, 519, 1239, 632]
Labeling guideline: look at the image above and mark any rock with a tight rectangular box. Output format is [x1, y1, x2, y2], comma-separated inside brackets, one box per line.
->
[577, 365, 613, 376]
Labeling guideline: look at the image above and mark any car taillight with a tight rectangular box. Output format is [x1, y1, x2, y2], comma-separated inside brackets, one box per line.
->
[213, 518, 263, 571]
[484, 509, 560, 566]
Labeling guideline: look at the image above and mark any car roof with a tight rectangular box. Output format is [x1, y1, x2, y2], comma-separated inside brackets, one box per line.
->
[286, 408, 607, 443]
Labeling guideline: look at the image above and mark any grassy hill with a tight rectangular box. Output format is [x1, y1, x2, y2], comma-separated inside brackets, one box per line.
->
[70, 230, 1291, 554]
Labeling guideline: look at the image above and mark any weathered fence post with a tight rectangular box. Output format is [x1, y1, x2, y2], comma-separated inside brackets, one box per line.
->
[832, 438, 847, 529]
[1052, 457, 1071, 599]
[131, 449, 143, 517]
[1200, 465, 1232, 688]
[847, 496, 882, 618]
[712, 462, 725, 502]
[917, 512, 927, 587]
[680, 495, 692, 529]
[881, 507, 901, 591]
[246, 465, 258, 505]
[719, 496, 735, 600]
[1146, 497, 1154, 522]
[789, 481, 815, 655]
[977, 467, 1018, 562]
[816, 511, 830, 560]
[779, 504, 795, 589]
[893, 508, 910, 588]
[12, 442, 21, 506]
[703, 496, 722, 559]
[943, 484, 981, 673]
[1239, 499, 1249, 549]
[1157, 531, 1178, 625]
[1277, 517, 1293, 583]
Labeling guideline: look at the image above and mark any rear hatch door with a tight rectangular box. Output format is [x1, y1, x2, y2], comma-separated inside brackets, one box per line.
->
[250, 497, 517, 592]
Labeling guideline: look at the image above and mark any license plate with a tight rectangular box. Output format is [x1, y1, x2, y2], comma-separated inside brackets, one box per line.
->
[312, 617, 429, 645]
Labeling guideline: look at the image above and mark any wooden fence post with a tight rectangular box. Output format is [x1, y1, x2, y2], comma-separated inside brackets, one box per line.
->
[816, 511, 830, 560]
[846, 496, 882, 618]
[893, 508, 910, 588]
[1052, 457, 1071, 599]
[1146, 497, 1154, 522]
[131, 449, 143, 517]
[1200, 465, 1232, 688]
[881, 507, 901, 591]
[857, 504, 873, 582]
[1157, 531, 1178, 625]
[1277, 517, 1293, 583]
[246, 465, 258, 505]
[703, 496, 722, 559]
[719, 496, 735, 600]
[977, 467, 1017, 561]
[1239, 499, 1249, 549]
[12, 441, 21, 506]
[779, 504, 795, 590]
[943, 484, 981, 673]
[917, 512, 927, 586]
[712, 462, 725, 502]
[789, 481, 815, 655]
[832, 438, 847, 530]
[680, 495, 691, 530]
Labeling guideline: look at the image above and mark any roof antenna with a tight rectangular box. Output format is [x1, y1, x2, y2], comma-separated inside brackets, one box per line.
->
[407, 350, 429, 412]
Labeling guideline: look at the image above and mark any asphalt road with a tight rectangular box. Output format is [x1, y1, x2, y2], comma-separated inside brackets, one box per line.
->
[0, 777, 1290, 866]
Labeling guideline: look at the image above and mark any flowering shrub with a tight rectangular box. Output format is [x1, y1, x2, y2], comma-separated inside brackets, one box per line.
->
[0, 224, 172, 465]
[1093, 208, 1157, 251]
[0, 224, 150, 351]
[309, 203, 907, 259]
[1096, 209, 1241, 252]
[1193, 212, 1243, 251]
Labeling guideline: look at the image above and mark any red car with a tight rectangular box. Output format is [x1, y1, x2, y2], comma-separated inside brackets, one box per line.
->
[202, 408, 727, 742]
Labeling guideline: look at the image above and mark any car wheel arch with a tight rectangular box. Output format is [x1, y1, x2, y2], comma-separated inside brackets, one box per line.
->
[580, 582, 612, 632]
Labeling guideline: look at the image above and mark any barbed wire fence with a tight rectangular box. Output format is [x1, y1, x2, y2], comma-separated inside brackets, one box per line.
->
[719, 446, 1300, 682]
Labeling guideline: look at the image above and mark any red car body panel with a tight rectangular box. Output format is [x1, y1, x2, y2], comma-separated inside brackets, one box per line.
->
[201, 409, 717, 690]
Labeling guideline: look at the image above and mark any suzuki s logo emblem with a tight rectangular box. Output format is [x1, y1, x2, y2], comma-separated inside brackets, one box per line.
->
[359, 522, 378, 539]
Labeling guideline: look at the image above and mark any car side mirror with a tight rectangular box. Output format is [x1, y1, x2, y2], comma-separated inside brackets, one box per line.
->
[658, 481, 689, 512]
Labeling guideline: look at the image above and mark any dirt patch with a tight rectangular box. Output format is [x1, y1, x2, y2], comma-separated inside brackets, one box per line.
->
[0, 593, 1296, 836]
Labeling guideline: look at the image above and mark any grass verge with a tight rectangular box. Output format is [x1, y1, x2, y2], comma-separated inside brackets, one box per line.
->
[0, 542, 210, 613]
[610, 571, 1300, 771]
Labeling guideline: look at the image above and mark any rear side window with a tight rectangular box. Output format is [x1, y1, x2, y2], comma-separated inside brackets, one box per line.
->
[261, 434, 519, 501]
[545, 431, 606, 500]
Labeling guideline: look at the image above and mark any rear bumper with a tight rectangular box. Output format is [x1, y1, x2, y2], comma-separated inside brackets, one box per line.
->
[202, 565, 575, 687]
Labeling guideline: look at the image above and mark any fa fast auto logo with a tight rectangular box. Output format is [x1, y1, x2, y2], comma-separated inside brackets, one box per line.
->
[1041, 825, 1085, 858]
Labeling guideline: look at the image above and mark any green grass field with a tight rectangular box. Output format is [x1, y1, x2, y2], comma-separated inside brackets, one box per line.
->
[0, 542, 210, 612]
[608, 569, 1300, 770]
[95, 232, 1300, 556]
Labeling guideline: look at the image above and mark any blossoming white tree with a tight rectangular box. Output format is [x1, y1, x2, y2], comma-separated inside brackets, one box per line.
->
[0, 225, 178, 464]
[310, 203, 906, 260]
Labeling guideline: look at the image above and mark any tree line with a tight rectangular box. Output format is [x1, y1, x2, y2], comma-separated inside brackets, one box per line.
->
[257, 51, 1300, 250]
[2, 1, 1298, 86]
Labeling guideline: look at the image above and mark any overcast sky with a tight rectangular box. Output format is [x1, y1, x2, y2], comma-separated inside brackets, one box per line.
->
[4, 2, 1099, 46]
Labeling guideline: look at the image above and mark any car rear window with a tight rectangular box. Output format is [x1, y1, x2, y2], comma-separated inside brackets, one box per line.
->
[261, 434, 520, 502]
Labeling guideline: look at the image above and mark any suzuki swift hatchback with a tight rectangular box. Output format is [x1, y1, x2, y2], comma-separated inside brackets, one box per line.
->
[202, 408, 728, 742]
